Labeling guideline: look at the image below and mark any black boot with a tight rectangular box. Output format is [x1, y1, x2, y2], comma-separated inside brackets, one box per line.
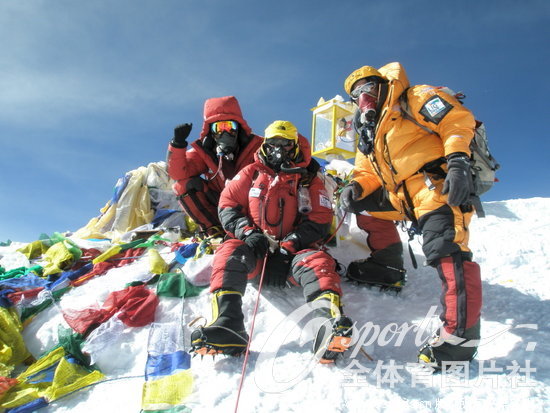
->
[190, 290, 249, 356]
[346, 242, 406, 291]
[311, 292, 353, 364]
[418, 321, 480, 369]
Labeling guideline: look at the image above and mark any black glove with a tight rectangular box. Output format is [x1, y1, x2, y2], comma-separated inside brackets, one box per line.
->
[280, 232, 300, 254]
[171, 123, 193, 148]
[244, 231, 269, 258]
[340, 181, 362, 212]
[264, 248, 292, 287]
[442, 153, 472, 206]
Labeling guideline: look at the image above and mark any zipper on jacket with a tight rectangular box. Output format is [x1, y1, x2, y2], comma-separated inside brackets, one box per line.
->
[277, 199, 285, 240]
[368, 152, 390, 191]
[383, 133, 398, 178]
[263, 197, 284, 228]
[374, 106, 397, 176]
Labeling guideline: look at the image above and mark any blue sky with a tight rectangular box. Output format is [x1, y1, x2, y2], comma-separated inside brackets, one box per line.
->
[1, 0, 548, 243]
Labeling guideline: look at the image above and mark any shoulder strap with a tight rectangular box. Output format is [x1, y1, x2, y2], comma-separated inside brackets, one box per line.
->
[399, 89, 437, 136]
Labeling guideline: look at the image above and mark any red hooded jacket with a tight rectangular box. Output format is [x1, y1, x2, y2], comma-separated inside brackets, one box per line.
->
[167, 96, 263, 194]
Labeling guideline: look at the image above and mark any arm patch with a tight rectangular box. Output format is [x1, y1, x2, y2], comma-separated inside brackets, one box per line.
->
[420, 95, 453, 125]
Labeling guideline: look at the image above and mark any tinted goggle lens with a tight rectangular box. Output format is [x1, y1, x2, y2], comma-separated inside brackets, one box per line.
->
[350, 81, 378, 100]
[265, 138, 295, 150]
[211, 120, 238, 135]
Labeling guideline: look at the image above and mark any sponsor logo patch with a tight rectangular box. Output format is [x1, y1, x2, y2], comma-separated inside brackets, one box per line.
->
[425, 97, 446, 117]
[319, 195, 332, 209]
[420, 95, 453, 125]
[249, 187, 261, 198]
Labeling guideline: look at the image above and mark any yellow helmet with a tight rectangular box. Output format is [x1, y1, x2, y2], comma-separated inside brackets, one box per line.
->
[264, 120, 298, 142]
[344, 66, 386, 95]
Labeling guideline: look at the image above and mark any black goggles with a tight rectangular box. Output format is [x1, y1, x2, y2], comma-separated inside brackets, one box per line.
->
[264, 138, 295, 150]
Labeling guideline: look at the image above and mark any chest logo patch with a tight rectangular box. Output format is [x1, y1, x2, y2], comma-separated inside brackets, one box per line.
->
[319, 195, 332, 209]
[249, 187, 262, 198]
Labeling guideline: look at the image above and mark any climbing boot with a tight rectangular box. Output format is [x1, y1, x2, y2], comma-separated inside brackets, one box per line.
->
[190, 290, 249, 356]
[418, 321, 480, 369]
[346, 242, 406, 292]
[311, 292, 353, 364]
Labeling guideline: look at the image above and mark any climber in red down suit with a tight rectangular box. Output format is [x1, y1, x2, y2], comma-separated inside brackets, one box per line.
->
[166, 96, 263, 237]
[190, 120, 353, 363]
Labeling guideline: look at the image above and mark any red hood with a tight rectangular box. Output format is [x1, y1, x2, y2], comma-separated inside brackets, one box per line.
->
[199, 96, 252, 139]
[295, 134, 312, 167]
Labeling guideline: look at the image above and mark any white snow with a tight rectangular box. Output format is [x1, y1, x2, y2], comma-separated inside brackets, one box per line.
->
[1, 197, 549, 412]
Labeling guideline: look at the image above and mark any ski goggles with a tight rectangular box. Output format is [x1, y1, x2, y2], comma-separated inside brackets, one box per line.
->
[350, 81, 379, 100]
[264, 137, 296, 151]
[211, 120, 238, 135]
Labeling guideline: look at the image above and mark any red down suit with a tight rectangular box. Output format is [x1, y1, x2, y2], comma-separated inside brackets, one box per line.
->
[210, 135, 343, 301]
[166, 96, 263, 230]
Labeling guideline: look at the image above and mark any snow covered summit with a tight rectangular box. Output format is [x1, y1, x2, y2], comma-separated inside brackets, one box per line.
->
[0, 197, 548, 412]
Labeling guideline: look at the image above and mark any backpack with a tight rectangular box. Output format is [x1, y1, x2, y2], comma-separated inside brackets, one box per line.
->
[399, 87, 500, 217]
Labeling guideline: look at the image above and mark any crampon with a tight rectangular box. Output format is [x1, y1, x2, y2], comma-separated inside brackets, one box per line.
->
[346, 259, 406, 294]
[356, 278, 406, 294]
[190, 325, 248, 358]
[313, 315, 354, 364]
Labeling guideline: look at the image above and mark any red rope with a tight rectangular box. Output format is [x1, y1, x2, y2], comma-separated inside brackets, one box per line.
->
[233, 210, 348, 410]
[321, 211, 348, 248]
[234, 251, 269, 413]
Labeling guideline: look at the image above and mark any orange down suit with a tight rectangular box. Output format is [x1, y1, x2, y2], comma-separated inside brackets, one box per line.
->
[351, 62, 482, 338]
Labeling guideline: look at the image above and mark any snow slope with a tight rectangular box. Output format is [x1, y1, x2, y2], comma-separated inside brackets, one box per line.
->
[1, 197, 548, 412]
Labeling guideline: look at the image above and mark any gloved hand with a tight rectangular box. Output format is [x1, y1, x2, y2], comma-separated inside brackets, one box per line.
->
[280, 232, 300, 254]
[171, 123, 193, 148]
[339, 181, 362, 212]
[264, 248, 292, 287]
[244, 231, 269, 258]
[184, 176, 206, 193]
[442, 153, 472, 206]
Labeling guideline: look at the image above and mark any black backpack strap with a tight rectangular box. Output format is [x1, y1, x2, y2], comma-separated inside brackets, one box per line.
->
[399, 90, 438, 136]
[470, 195, 485, 218]
[401, 180, 420, 270]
